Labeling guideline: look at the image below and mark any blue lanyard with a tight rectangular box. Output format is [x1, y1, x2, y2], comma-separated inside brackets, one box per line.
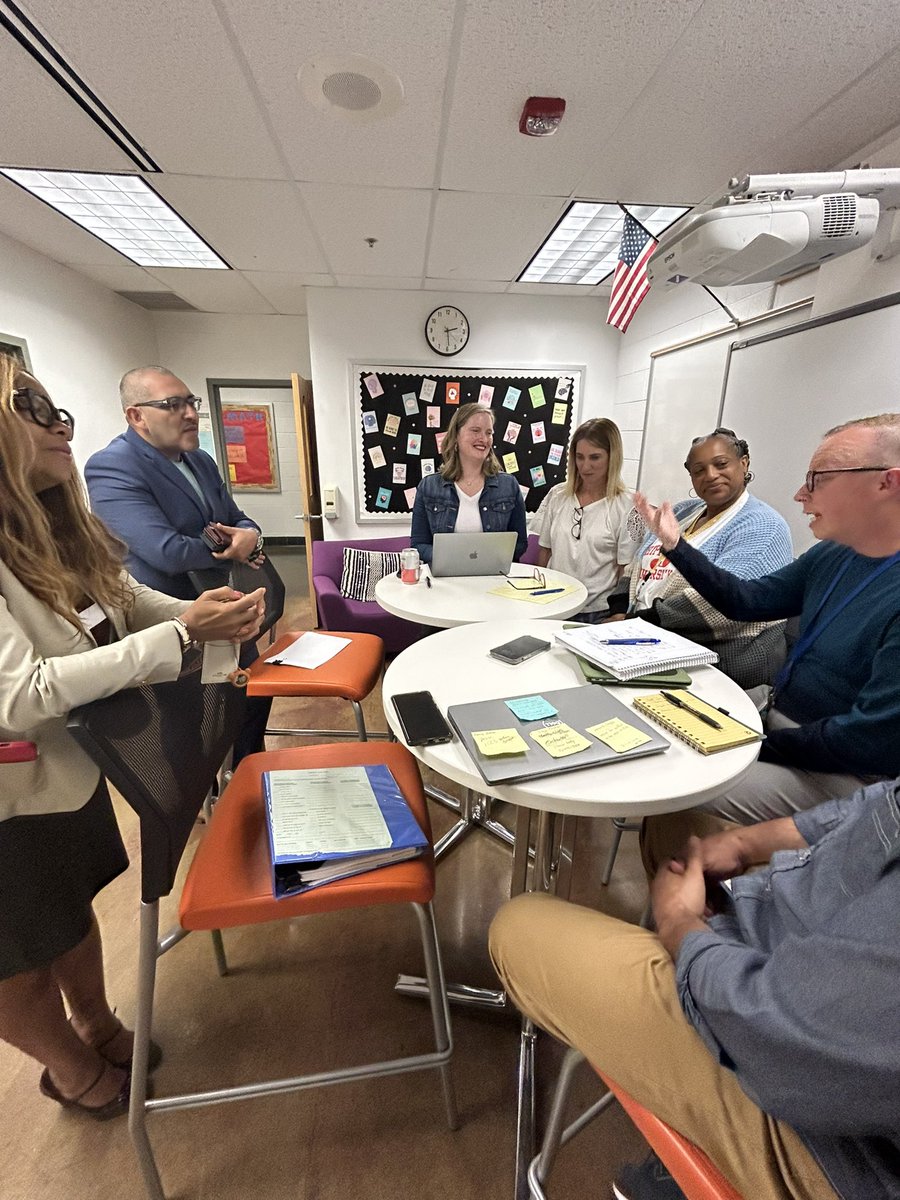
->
[773, 549, 900, 697]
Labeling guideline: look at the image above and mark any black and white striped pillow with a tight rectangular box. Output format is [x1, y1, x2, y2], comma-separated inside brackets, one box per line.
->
[339, 548, 403, 602]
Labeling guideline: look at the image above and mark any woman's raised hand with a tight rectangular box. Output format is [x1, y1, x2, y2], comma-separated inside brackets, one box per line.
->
[181, 587, 266, 644]
[633, 492, 681, 552]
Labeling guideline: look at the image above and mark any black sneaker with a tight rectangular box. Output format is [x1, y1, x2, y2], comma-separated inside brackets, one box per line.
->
[612, 1152, 688, 1200]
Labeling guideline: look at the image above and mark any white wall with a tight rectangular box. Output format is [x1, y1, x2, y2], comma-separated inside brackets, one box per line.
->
[306, 287, 620, 540]
[0, 230, 158, 467]
[152, 312, 311, 537]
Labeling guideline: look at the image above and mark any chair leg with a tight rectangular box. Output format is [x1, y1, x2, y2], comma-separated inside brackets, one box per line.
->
[130, 901, 166, 1200]
[413, 901, 459, 1130]
[210, 928, 228, 976]
[351, 699, 368, 741]
[600, 818, 640, 887]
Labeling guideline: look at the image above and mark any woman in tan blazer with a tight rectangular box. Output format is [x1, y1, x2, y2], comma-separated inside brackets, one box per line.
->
[0, 352, 264, 1120]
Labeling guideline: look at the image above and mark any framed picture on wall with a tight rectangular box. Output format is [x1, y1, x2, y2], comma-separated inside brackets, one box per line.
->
[0, 333, 32, 372]
[221, 402, 281, 491]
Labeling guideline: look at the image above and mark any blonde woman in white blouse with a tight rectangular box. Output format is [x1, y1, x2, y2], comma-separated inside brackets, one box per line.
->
[533, 417, 636, 622]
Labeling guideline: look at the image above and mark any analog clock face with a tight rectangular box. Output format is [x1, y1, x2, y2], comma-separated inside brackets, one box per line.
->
[425, 306, 469, 356]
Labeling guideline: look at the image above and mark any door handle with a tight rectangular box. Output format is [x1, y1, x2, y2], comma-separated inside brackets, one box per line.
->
[295, 513, 324, 521]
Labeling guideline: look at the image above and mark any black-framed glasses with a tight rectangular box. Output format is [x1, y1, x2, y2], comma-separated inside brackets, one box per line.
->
[134, 395, 203, 414]
[12, 387, 75, 433]
[505, 568, 546, 590]
[572, 504, 584, 541]
[804, 466, 889, 493]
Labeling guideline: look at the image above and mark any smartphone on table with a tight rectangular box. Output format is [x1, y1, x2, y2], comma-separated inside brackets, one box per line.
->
[391, 691, 454, 746]
[489, 635, 551, 665]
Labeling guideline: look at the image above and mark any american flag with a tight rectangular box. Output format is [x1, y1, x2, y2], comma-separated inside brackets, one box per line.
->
[606, 214, 657, 333]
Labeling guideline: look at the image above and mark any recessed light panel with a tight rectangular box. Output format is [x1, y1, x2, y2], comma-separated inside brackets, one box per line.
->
[0, 169, 229, 269]
[519, 201, 689, 285]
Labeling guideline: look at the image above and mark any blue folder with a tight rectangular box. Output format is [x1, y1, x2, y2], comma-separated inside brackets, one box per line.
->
[263, 763, 429, 898]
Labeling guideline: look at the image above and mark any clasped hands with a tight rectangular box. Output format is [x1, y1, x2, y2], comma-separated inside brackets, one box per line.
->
[181, 586, 266, 644]
[651, 827, 750, 960]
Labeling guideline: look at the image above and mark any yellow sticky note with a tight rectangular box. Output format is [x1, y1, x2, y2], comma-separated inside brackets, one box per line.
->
[530, 723, 592, 758]
[503, 452, 519, 473]
[552, 402, 568, 424]
[587, 718, 652, 753]
[472, 728, 529, 757]
[529, 384, 546, 408]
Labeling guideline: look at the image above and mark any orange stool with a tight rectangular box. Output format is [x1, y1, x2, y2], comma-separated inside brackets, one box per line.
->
[246, 629, 385, 741]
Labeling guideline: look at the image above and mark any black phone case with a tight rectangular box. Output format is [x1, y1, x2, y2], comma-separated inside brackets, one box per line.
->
[201, 526, 229, 552]
[391, 691, 453, 746]
[489, 636, 550, 664]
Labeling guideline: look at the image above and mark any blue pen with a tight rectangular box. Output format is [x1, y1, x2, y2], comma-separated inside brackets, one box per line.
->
[531, 587, 565, 596]
[599, 637, 661, 645]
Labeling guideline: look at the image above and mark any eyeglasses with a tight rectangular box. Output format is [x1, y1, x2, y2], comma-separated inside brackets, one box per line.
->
[572, 504, 584, 541]
[505, 568, 546, 591]
[133, 395, 203, 414]
[12, 387, 75, 433]
[803, 466, 889, 493]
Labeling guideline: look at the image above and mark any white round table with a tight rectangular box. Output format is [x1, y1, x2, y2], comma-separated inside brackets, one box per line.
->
[382, 618, 763, 819]
[375, 566, 588, 629]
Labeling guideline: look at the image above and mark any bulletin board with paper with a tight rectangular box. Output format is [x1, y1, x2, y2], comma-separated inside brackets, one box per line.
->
[354, 367, 581, 519]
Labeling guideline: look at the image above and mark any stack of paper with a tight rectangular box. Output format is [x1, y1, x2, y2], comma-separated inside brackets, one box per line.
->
[555, 618, 718, 681]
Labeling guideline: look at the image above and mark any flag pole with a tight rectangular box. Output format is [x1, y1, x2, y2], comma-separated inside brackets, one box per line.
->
[618, 204, 741, 327]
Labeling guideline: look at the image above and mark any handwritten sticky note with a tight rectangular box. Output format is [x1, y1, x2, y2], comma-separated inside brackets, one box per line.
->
[364, 373, 384, 398]
[375, 486, 392, 510]
[362, 410, 378, 433]
[404, 487, 417, 509]
[478, 384, 494, 405]
[426, 405, 441, 428]
[407, 433, 422, 454]
[420, 378, 437, 403]
[384, 413, 401, 437]
[548, 443, 563, 466]
[402, 392, 418, 415]
[529, 384, 546, 408]
[392, 463, 407, 484]
[530, 464, 546, 487]
[555, 379, 570, 400]
[530, 723, 592, 758]
[503, 452, 519, 473]
[420, 458, 435, 476]
[505, 421, 521, 444]
[503, 386, 521, 410]
[532, 421, 546, 443]
[446, 382, 460, 404]
[506, 695, 559, 721]
[552, 402, 568, 424]
[473, 728, 529, 757]
[368, 445, 386, 468]
[587, 718, 653, 753]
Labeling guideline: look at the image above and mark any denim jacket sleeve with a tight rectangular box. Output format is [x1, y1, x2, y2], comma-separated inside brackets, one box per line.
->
[482, 474, 528, 561]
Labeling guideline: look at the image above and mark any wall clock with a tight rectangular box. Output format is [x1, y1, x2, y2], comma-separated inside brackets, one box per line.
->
[425, 305, 470, 356]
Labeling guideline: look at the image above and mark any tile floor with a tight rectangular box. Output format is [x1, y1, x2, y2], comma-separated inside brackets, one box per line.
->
[0, 549, 648, 1200]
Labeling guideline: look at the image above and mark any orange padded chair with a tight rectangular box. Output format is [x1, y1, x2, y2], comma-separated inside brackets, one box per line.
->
[528, 1048, 742, 1200]
[246, 629, 386, 741]
[69, 670, 456, 1200]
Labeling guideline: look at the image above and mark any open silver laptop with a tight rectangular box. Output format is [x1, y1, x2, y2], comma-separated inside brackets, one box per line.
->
[430, 531, 517, 578]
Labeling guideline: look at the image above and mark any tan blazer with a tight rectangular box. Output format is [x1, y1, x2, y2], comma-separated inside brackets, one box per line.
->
[0, 558, 190, 822]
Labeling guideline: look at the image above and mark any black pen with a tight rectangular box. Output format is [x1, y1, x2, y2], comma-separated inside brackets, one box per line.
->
[425, 576, 432, 589]
[660, 690, 722, 730]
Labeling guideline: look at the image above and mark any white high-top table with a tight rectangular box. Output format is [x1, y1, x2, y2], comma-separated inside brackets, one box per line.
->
[375, 564, 588, 628]
[382, 618, 763, 1200]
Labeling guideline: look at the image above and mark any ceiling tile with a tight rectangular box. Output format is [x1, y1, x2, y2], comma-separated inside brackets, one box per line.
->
[142, 268, 277, 314]
[299, 185, 431, 275]
[428, 192, 567, 280]
[332, 276, 422, 290]
[424, 279, 510, 293]
[68, 262, 174, 292]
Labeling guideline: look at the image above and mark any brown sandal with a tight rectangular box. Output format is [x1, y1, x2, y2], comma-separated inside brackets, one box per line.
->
[39, 1063, 131, 1121]
[96, 1021, 163, 1072]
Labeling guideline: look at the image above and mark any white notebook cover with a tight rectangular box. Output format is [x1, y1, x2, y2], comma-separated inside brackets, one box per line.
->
[556, 618, 718, 681]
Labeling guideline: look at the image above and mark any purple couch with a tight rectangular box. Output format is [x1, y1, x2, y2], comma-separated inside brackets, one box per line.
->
[312, 533, 541, 655]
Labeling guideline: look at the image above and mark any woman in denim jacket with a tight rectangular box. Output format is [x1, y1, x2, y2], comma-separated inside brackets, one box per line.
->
[411, 402, 528, 564]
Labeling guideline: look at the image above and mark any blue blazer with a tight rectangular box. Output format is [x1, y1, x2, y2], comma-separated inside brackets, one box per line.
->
[85, 426, 259, 601]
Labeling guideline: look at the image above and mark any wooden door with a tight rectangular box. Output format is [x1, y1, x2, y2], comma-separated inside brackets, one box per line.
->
[291, 374, 323, 625]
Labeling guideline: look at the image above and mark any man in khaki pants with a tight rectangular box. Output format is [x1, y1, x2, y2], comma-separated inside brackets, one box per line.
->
[490, 778, 900, 1200]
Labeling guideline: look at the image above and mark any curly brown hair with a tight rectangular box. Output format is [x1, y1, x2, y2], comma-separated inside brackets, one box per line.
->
[0, 352, 132, 626]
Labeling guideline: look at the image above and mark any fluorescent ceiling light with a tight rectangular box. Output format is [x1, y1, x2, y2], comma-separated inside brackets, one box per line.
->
[519, 201, 689, 285]
[0, 169, 229, 269]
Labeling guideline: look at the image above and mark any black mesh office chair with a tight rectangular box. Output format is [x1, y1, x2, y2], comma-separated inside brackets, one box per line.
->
[188, 555, 285, 645]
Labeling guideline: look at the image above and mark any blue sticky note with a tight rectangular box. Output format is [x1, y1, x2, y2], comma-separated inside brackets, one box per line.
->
[375, 486, 392, 509]
[505, 695, 559, 721]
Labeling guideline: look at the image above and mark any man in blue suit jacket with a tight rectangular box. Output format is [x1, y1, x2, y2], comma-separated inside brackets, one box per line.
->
[85, 365, 270, 761]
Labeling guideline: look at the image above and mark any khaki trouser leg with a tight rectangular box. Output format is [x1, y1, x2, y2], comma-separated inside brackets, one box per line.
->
[489, 893, 834, 1200]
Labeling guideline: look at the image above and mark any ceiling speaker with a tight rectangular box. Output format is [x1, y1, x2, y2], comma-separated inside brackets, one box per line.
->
[298, 54, 404, 121]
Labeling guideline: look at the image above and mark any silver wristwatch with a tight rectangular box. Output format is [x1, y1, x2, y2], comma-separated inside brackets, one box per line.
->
[172, 617, 194, 654]
[247, 531, 265, 562]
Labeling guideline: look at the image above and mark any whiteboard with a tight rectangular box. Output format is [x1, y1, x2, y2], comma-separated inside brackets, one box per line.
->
[637, 304, 811, 505]
[720, 294, 900, 552]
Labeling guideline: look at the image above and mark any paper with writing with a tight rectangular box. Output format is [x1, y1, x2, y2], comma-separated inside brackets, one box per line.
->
[505, 695, 558, 721]
[530, 723, 592, 758]
[587, 718, 652, 753]
[265, 631, 350, 669]
[267, 766, 391, 860]
[472, 728, 529, 757]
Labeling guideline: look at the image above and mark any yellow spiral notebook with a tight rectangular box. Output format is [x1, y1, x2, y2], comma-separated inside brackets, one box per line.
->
[632, 691, 762, 755]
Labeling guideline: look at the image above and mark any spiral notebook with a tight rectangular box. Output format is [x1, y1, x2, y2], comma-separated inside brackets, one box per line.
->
[632, 691, 761, 755]
[556, 617, 718, 681]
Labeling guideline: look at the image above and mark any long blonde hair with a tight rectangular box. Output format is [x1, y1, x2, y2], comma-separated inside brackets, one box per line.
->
[0, 352, 132, 625]
[439, 402, 501, 481]
[565, 417, 626, 499]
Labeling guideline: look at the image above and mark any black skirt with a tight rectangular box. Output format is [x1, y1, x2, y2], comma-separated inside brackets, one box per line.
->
[0, 779, 128, 980]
